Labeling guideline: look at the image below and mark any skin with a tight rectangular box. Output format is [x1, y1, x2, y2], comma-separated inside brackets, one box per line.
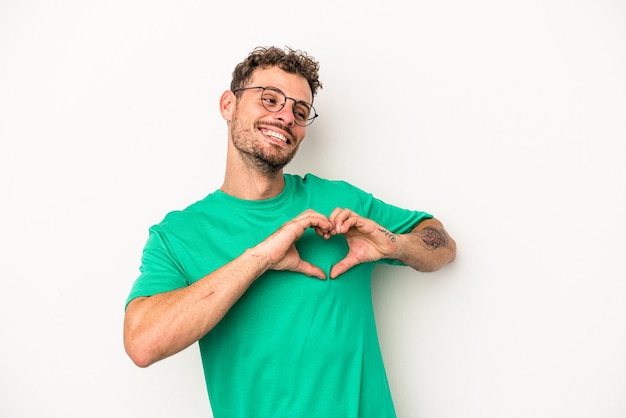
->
[123, 66, 456, 368]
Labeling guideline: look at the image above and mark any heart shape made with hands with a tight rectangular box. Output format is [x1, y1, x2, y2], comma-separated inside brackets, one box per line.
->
[281, 209, 398, 280]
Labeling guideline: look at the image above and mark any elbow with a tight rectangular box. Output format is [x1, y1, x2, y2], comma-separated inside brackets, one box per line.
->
[125, 347, 153, 369]
[447, 238, 457, 264]
[123, 297, 162, 368]
[124, 331, 157, 368]
[131, 356, 154, 369]
[410, 219, 457, 272]
[418, 262, 444, 273]
[419, 240, 457, 273]
[437, 238, 457, 270]
[123, 313, 160, 368]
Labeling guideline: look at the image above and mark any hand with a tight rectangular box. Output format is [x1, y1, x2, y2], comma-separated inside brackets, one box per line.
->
[328, 208, 399, 279]
[250, 209, 334, 280]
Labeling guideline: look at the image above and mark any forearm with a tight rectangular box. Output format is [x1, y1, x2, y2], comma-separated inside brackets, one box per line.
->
[391, 218, 456, 272]
[124, 248, 270, 367]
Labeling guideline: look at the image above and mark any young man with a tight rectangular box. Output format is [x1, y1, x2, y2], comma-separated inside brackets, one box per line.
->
[124, 46, 456, 418]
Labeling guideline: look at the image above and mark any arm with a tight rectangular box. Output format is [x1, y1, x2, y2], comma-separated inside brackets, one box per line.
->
[391, 217, 456, 272]
[328, 209, 456, 278]
[124, 210, 333, 368]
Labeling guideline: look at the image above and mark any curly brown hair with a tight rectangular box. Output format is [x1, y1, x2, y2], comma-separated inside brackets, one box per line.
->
[230, 46, 322, 99]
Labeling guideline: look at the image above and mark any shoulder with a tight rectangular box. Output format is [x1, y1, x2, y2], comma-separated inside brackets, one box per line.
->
[284, 173, 375, 215]
[288, 173, 364, 194]
[154, 192, 220, 231]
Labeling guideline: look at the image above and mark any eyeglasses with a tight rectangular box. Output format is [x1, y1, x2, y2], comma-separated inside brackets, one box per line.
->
[232, 86, 318, 127]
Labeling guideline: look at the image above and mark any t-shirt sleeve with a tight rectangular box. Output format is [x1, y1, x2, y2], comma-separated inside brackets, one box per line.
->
[125, 225, 189, 308]
[355, 187, 433, 266]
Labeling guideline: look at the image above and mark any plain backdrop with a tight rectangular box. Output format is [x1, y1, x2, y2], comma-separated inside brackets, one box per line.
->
[1, 1, 625, 417]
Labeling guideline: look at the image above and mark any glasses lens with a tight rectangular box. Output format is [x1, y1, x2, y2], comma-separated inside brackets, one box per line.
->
[293, 102, 313, 126]
[260, 88, 284, 112]
[260, 87, 316, 126]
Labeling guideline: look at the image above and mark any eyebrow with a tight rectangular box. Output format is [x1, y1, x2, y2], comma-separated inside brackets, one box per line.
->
[259, 85, 313, 105]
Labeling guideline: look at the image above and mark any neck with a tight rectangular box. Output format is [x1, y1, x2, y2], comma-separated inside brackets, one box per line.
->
[220, 160, 286, 200]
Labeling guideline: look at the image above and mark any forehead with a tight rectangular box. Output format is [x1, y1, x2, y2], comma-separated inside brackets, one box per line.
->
[248, 66, 313, 103]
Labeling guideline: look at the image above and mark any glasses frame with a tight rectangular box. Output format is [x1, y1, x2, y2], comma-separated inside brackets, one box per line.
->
[232, 86, 318, 127]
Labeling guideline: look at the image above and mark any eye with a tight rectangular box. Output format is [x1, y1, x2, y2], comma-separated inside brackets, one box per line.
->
[261, 90, 282, 110]
[294, 103, 311, 121]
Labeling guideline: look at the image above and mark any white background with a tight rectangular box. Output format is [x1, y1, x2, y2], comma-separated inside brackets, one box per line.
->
[1, 1, 625, 417]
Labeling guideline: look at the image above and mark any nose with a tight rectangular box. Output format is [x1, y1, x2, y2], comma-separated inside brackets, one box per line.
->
[274, 99, 297, 126]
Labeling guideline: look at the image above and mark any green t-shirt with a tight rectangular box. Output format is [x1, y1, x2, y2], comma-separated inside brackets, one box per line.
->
[127, 173, 432, 418]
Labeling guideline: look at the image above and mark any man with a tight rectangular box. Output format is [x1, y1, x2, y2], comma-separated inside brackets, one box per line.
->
[124, 46, 456, 418]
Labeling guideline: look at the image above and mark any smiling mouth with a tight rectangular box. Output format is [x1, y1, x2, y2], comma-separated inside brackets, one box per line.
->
[261, 128, 288, 143]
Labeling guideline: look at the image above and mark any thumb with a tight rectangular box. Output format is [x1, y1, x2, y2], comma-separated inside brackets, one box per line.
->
[296, 260, 327, 280]
[329, 256, 357, 280]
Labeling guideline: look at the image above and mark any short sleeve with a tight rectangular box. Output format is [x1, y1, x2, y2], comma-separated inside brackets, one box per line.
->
[125, 226, 189, 308]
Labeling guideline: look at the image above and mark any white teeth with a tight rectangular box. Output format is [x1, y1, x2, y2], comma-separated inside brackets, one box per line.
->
[262, 129, 287, 143]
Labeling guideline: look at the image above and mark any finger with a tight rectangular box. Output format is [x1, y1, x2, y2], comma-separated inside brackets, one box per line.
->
[328, 207, 343, 220]
[313, 226, 332, 239]
[329, 256, 357, 279]
[293, 210, 318, 222]
[304, 217, 333, 236]
[334, 211, 362, 234]
[295, 211, 332, 230]
[294, 209, 328, 223]
[284, 215, 332, 241]
[329, 208, 353, 233]
[338, 216, 360, 234]
[295, 260, 327, 280]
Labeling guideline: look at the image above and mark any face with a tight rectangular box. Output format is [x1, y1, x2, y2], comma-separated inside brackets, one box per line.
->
[226, 67, 313, 176]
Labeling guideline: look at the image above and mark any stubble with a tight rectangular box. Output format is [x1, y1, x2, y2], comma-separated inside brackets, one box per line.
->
[230, 113, 299, 176]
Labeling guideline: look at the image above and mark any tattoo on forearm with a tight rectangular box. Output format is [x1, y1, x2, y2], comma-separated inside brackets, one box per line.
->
[378, 228, 397, 242]
[415, 227, 448, 250]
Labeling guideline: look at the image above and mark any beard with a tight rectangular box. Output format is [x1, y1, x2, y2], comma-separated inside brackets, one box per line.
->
[230, 113, 299, 176]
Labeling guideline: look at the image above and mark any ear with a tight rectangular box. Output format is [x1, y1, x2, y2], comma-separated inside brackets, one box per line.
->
[219, 90, 236, 121]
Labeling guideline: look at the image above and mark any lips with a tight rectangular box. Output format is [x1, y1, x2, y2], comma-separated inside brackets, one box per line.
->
[260, 128, 288, 144]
